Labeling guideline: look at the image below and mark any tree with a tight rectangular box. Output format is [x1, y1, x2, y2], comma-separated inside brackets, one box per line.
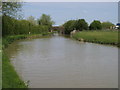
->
[75, 19, 88, 31]
[63, 20, 76, 34]
[38, 14, 55, 31]
[2, 2, 51, 36]
[89, 20, 102, 30]
[27, 16, 37, 25]
[2, 2, 22, 18]
[101, 21, 114, 29]
[2, 1, 23, 36]
[63, 19, 88, 34]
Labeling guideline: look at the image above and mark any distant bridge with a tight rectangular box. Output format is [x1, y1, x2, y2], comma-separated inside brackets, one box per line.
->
[52, 26, 65, 34]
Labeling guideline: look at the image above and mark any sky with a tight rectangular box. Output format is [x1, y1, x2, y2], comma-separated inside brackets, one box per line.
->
[22, 2, 118, 26]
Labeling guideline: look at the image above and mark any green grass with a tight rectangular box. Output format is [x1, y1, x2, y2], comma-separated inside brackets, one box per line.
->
[2, 34, 45, 49]
[2, 35, 29, 88]
[2, 52, 27, 88]
[72, 30, 119, 46]
[2, 35, 27, 49]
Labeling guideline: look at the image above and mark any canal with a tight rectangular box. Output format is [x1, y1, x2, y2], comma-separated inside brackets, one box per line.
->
[5, 35, 118, 88]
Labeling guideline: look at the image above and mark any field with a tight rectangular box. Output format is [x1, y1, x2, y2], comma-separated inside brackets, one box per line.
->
[72, 30, 119, 46]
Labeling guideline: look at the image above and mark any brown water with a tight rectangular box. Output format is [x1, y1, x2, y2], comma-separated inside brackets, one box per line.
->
[6, 35, 118, 88]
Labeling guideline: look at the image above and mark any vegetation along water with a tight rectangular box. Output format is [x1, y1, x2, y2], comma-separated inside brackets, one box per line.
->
[72, 30, 119, 46]
[2, 1, 119, 88]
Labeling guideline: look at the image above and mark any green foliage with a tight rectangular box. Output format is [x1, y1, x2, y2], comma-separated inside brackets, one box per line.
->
[2, 15, 50, 37]
[102, 21, 114, 29]
[63, 19, 88, 34]
[2, 2, 22, 18]
[2, 35, 27, 48]
[2, 15, 15, 36]
[38, 14, 55, 31]
[27, 16, 37, 25]
[2, 3, 53, 37]
[75, 19, 88, 31]
[63, 20, 76, 34]
[89, 20, 102, 30]
[63, 19, 115, 35]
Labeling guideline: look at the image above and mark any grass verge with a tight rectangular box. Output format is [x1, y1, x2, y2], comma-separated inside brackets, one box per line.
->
[2, 52, 27, 88]
[72, 30, 119, 47]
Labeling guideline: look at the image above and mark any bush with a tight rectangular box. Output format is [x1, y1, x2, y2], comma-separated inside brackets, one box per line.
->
[89, 20, 102, 30]
[2, 15, 50, 37]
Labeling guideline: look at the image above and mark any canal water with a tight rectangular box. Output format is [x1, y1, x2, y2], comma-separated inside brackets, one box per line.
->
[5, 35, 118, 88]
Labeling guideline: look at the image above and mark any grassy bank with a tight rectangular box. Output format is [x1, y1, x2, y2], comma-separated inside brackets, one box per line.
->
[72, 30, 119, 46]
[2, 34, 28, 88]
[2, 33, 53, 49]
[2, 35, 27, 49]
[2, 33, 52, 88]
[2, 52, 27, 88]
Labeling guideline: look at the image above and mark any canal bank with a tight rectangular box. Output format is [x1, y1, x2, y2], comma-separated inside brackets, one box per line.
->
[71, 30, 119, 47]
[2, 33, 52, 88]
[5, 35, 118, 88]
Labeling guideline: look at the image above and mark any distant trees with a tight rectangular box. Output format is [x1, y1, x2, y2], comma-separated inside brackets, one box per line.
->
[63, 19, 88, 34]
[38, 14, 55, 31]
[101, 21, 114, 29]
[63, 19, 116, 35]
[75, 19, 88, 31]
[89, 20, 102, 30]
[63, 20, 76, 34]
[89, 21, 114, 30]
[27, 16, 37, 25]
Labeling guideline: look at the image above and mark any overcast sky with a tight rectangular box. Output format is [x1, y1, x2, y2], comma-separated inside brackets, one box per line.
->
[22, 2, 118, 25]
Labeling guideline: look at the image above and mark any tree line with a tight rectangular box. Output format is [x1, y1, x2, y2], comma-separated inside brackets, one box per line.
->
[2, 2, 54, 37]
[63, 19, 115, 34]
[2, 14, 54, 37]
[2, 2, 115, 36]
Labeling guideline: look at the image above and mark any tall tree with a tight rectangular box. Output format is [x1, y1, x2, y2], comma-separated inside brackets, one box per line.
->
[2, 1, 23, 36]
[89, 20, 102, 30]
[75, 19, 88, 31]
[38, 14, 55, 31]
[27, 16, 37, 25]
[63, 20, 76, 34]
[2, 1, 22, 18]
